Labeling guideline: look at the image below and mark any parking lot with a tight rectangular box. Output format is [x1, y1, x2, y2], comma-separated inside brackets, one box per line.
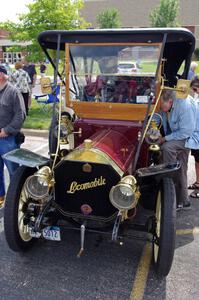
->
[0, 135, 199, 300]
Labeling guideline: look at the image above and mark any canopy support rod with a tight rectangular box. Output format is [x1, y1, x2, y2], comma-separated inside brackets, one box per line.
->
[132, 33, 167, 173]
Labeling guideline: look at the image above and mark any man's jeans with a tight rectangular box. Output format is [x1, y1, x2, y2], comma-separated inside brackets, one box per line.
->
[161, 139, 190, 205]
[0, 136, 19, 197]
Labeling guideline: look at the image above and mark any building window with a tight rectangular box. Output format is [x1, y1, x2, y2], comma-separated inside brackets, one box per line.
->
[3, 52, 22, 63]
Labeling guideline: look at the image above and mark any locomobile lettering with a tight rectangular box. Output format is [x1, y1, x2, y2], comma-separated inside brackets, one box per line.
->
[67, 176, 106, 194]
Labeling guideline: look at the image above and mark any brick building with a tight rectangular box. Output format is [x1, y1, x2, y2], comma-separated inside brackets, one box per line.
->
[81, 0, 199, 47]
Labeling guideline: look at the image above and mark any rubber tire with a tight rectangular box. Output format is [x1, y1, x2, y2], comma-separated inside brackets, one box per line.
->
[153, 177, 176, 277]
[4, 166, 36, 252]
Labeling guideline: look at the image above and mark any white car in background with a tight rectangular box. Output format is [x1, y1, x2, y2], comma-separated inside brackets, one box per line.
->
[117, 61, 138, 75]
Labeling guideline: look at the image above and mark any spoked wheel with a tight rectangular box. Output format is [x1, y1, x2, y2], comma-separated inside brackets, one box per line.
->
[4, 166, 36, 252]
[153, 177, 176, 277]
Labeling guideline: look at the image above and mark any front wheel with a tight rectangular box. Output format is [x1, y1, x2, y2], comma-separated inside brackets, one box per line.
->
[4, 166, 36, 252]
[153, 177, 176, 277]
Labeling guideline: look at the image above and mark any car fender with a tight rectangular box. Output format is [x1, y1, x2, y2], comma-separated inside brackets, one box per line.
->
[3, 148, 49, 168]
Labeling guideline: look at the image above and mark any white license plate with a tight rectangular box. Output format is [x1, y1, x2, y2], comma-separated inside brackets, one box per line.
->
[42, 226, 61, 241]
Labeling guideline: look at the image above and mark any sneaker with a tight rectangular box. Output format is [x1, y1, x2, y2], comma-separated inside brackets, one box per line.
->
[176, 202, 191, 211]
[182, 202, 191, 210]
[176, 203, 183, 211]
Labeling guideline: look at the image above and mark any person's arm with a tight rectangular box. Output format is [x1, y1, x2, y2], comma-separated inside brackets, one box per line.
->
[165, 100, 197, 141]
[26, 72, 31, 85]
[3, 90, 26, 135]
[32, 74, 36, 87]
[0, 128, 8, 137]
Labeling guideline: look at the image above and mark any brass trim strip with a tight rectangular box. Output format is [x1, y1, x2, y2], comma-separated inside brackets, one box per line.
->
[53, 202, 118, 223]
[65, 148, 124, 177]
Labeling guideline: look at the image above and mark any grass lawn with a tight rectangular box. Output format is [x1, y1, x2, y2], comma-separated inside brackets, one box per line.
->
[141, 61, 157, 73]
[23, 99, 52, 130]
[36, 64, 54, 77]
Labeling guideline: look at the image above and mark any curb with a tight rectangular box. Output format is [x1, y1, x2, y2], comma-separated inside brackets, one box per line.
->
[22, 128, 48, 138]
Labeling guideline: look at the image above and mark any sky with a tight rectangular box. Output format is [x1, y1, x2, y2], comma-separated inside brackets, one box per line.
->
[0, 0, 33, 23]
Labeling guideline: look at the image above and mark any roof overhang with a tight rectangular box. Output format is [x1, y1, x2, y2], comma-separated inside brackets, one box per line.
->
[38, 28, 195, 50]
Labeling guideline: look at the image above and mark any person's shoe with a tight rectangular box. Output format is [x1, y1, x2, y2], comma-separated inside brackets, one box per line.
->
[177, 202, 191, 211]
[190, 191, 199, 198]
[182, 202, 191, 210]
[176, 203, 183, 211]
[188, 182, 199, 190]
[0, 196, 5, 209]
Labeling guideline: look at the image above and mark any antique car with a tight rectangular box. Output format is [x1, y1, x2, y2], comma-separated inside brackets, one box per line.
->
[3, 28, 195, 277]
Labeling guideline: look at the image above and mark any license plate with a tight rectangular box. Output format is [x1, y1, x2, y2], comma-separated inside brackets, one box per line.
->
[42, 226, 61, 241]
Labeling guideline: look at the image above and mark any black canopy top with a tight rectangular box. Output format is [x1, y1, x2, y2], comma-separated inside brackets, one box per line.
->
[38, 28, 195, 49]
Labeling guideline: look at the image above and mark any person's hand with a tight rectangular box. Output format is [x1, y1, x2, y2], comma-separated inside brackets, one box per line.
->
[159, 136, 166, 144]
[0, 129, 8, 138]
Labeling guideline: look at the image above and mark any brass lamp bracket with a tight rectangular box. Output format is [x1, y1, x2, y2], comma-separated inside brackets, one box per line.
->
[162, 79, 190, 99]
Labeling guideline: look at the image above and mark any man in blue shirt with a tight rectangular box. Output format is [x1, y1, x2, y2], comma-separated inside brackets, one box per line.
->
[160, 90, 197, 210]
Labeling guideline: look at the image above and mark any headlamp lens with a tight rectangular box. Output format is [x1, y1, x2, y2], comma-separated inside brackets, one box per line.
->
[110, 183, 135, 210]
[26, 175, 49, 199]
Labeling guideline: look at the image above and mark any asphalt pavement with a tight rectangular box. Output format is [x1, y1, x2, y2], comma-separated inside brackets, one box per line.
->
[0, 135, 199, 300]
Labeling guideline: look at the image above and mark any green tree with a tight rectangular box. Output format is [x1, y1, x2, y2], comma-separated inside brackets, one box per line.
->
[0, 0, 89, 62]
[97, 8, 121, 29]
[150, 0, 180, 27]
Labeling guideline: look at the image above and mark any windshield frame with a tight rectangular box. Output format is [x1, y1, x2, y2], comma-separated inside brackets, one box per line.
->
[65, 42, 161, 121]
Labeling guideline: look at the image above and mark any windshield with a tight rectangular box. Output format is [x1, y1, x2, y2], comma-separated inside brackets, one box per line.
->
[69, 44, 160, 104]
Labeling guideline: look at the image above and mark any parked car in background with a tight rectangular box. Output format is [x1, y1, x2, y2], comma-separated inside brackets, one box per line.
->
[117, 61, 138, 74]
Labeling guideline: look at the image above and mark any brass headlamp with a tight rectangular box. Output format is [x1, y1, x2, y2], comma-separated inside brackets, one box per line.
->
[145, 113, 162, 152]
[26, 166, 54, 200]
[109, 175, 140, 210]
[54, 113, 74, 144]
